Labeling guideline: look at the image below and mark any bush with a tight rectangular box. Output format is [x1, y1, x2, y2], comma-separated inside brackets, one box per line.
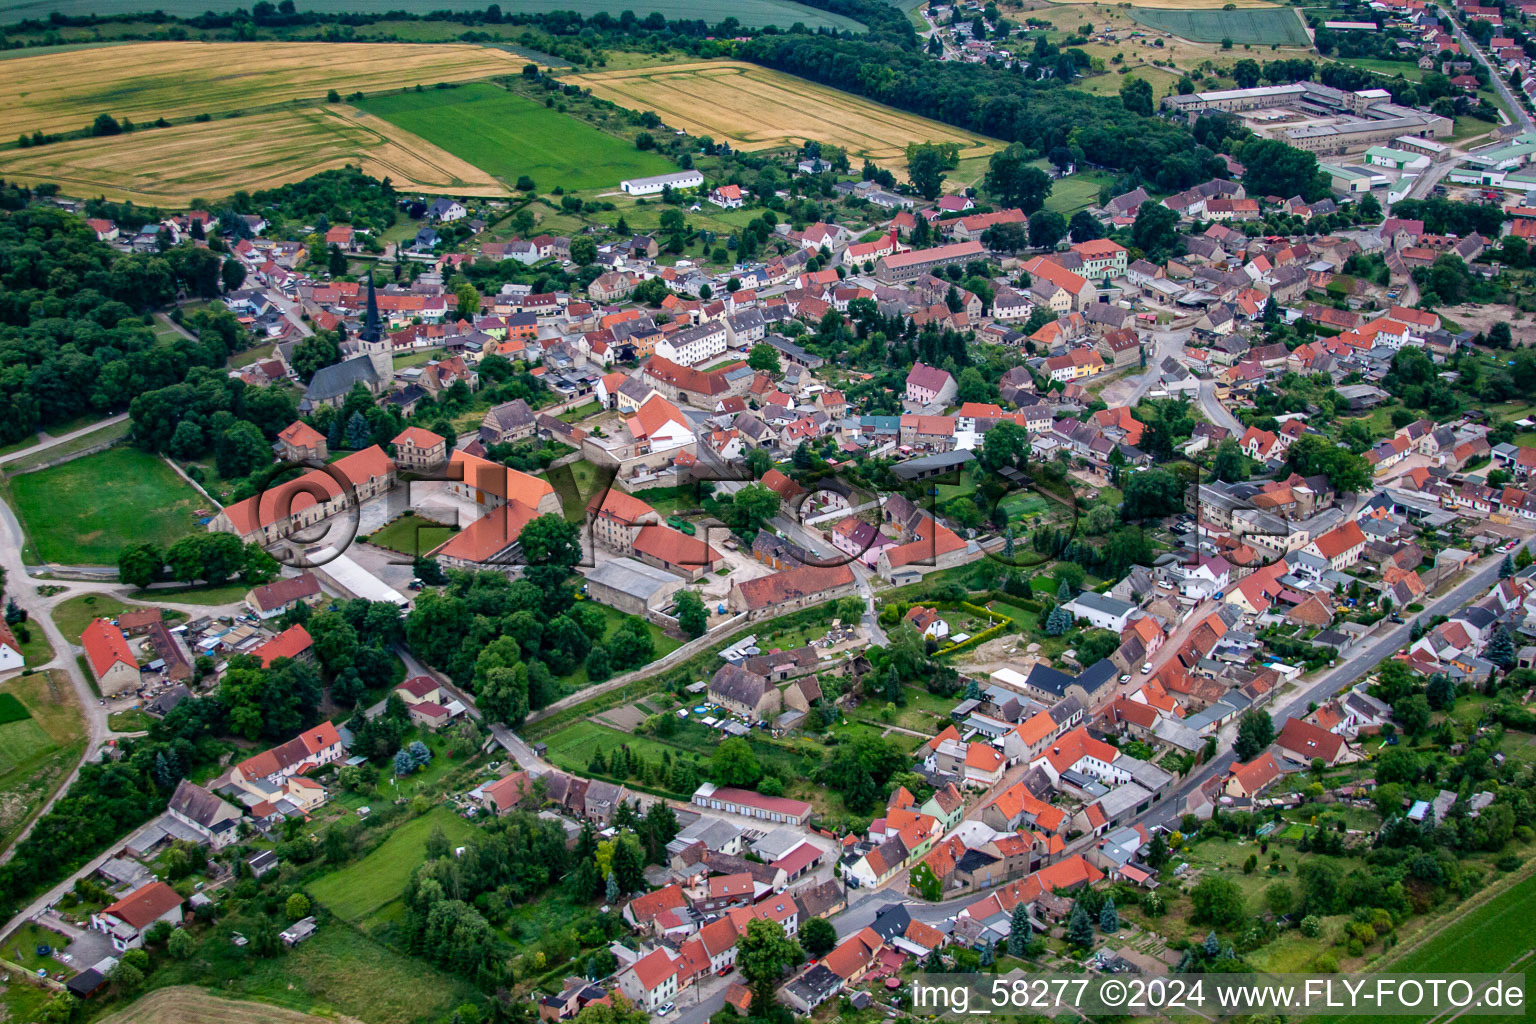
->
[1300, 915, 1322, 937]
[1315, 952, 1338, 972]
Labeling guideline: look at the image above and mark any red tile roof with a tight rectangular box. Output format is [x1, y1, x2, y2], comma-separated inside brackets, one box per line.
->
[220, 445, 394, 537]
[252, 624, 313, 668]
[82, 618, 136, 678]
[102, 881, 183, 929]
[633, 524, 721, 569]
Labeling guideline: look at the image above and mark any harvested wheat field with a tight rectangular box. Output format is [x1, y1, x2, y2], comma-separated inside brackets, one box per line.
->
[0, 106, 508, 204]
[1042, 0, 1276, 8]
[98, 987, 363, 1024]
[566, 61, 1000, 166]
[0, 40, 529, 136]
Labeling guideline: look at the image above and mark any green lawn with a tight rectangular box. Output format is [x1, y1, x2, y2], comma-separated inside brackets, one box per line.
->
[108, 708, 154, 732]
[0, 418, 130, 475]
[127, 582, 249, 605]
[13, 621, 53, 667]
[308, 807, 478, 922]
[585, 599, 682, 658]
[545, 718, 713, 781]
[363, 512, 458, 558]
[1044, 170, 1114, 216]
[50, 592, 133, 643]
[392, 347, 446, 370]
[1331, 57, 1423, 81]
[361, 82, 676, 191]
[7, 446, 207, 565]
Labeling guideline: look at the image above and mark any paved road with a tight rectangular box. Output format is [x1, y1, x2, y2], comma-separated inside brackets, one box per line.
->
[1444, 8, 1535, 132]
[0, 414, 129, 468]
[1134, 538, 1530, 829]
[1121, 329, 1189, 407]
[769, 513, 889, 645]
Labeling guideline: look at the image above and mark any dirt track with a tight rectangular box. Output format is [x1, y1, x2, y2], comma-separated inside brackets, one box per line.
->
[98, 987, 365, 1024]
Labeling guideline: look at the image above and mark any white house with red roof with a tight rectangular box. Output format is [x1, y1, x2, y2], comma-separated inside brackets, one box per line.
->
[709, 184, 745, 209]
[1304, 520, 1367, 571]
[617, 948, 679, 1010]
[92, 881, 184, 951]
[228, 720, 344, 812]
[82, 618, 139, 696]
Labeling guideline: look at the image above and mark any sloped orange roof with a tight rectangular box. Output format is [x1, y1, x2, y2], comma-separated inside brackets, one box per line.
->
[633, 525, 721, 569]
[431, 500, 540, 563]
[449, 449, 555, 508]
[220, 445, 395, 536]
[253, 624, 312, 668]
[82, 618, 136, 677]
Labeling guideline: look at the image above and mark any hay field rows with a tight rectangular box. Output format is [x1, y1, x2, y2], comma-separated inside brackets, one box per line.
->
[0, 106, 509, 204]
[1125, 5, 1311, 45]
[0, 40, 529, 136]
[566, 61, 1001, 167]
[98, 986, 363, 1024]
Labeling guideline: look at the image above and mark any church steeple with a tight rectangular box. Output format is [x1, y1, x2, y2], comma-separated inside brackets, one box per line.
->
[361, 272, 381, 343]
[359, 271, 390, 384]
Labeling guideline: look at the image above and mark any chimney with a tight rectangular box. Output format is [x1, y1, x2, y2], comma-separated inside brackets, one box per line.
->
[888, 225, 898, 250]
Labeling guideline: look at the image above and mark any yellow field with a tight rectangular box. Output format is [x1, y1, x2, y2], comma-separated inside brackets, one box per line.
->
[0, 106, 508, 204]
[565, 61, 1000, 166]
[1042, 0, 1276, 7]
[99, 987, 362, 1024]
[0, 40, 529, 136]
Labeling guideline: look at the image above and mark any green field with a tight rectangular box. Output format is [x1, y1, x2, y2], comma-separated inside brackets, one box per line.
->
[1309, 867, 1536, 1024]
[308, 807, 478, 922]
[50, 592, 133, 643]
[361, 82, 677, 191]
[1126, 6, 1310, 45]
[0, 0, 861, 28]
[7, 446, 206, 565]
[0, 671, 85, 850]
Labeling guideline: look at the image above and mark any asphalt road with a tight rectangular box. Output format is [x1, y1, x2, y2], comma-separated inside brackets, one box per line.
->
[1444, 8, 1535, 132]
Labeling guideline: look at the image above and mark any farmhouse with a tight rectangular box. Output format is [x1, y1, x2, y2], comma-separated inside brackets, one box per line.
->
[91, 881, 184, 952]
[82, 618, 139, 696]
[727, 564, 856, 619]
[620, 170, 705, 196]
[245, 572, 323, 620]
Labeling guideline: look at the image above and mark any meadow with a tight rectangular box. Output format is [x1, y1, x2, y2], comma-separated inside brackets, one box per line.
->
[148, 921, 478, 1024]
[0, 671, 86, 852]
[307, 806, 478, 922]
[566, 61, 1002, 167]
[0, 104, 505, 205]
[0, 0, 861, 30]
[1125, 6, 1311, 46]
[98, 986, 346, 1024]
[361, 82, 674, 191]
[7, 447, 207, 565]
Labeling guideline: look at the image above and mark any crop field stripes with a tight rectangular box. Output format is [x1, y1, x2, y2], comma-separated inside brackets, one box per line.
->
[566, 61, 1002, 167]
[1124, 5, 1311, 46]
